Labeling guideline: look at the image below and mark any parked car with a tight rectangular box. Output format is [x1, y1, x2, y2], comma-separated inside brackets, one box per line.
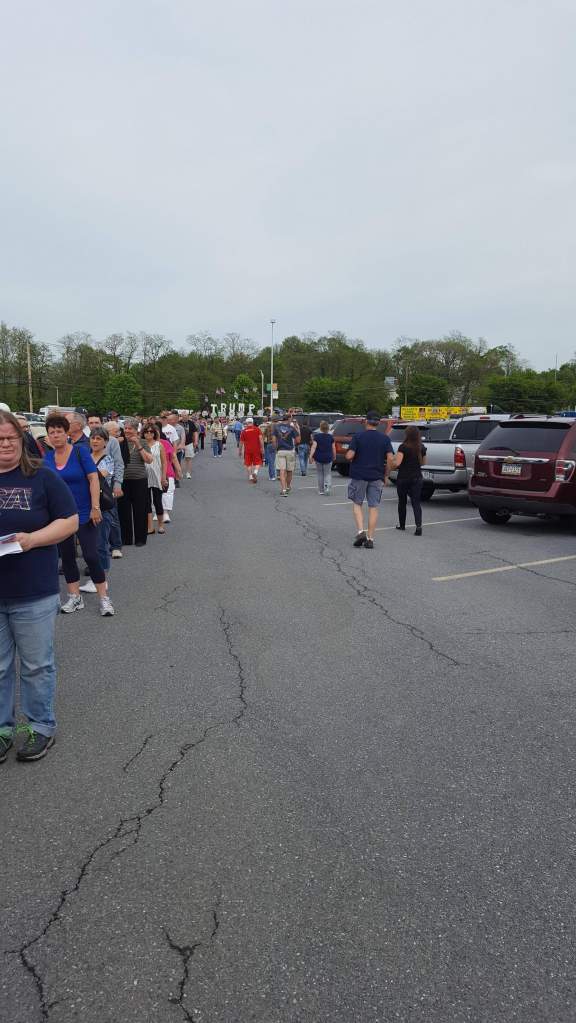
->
[293, 411, 345, 432]
[389, 414, 513, 501]
[469, 416, 576, 524]
[332, 417, 395, 475]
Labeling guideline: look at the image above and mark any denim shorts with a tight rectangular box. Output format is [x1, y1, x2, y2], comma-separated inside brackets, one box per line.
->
[347, 478, 384, 507]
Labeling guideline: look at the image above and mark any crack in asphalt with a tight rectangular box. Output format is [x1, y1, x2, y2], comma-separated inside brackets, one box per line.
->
[7, 607, 248, 1022]
[268, 492, 460, 666]
[486, 551, 576, 589]
[164, 888, 222, 1023]
[218, 606, 248, 724]
[122, 732, 154, 772]
[165, 929, 202, 1022]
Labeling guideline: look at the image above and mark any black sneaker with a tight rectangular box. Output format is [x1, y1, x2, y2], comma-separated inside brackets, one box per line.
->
[0, 734, 13, 763]
[364, 537, 374, 549]
[353, 531, 367, 547]
[16, 730, 55, 762]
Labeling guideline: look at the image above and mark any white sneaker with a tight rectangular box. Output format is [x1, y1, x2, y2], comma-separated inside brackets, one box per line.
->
[61, 595, 84, 614]
[79, 579, 97, 593]
[163, 514, 171, 523]
[185, 472, 191, 479]
[111, 549, 123, 559]
[100, 596, 115, 616]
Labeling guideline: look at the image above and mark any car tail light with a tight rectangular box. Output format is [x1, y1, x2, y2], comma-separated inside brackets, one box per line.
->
[555, 459, 576, 481]
[454, 446, 466, 469]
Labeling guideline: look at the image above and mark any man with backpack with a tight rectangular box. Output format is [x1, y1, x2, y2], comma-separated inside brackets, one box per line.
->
[273, 414, 300, 496]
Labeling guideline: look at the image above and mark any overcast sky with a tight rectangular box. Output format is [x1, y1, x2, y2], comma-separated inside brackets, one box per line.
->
[2, 0, 575, 368]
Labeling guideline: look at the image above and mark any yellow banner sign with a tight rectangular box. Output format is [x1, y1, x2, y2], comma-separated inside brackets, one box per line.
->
[400, 405, 478, 421]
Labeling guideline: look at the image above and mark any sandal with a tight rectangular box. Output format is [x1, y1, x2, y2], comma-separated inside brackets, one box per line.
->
[158, 527, 166, 534]
[147, 530, 156, 535]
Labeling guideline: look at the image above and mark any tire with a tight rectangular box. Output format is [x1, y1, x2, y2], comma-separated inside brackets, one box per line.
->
[479, 508, 511, 525]
[421, 484, 435, 502]
[336, 463, 350, 477]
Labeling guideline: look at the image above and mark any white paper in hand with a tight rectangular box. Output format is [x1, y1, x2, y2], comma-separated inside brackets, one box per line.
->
[0, 534, 23, 556]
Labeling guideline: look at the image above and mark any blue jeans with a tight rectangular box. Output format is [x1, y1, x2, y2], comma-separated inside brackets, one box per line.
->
[298, 444, 310, 474]
[0, 593, 61, 738]
[315, 461, 332, 493]
[98, 512, 112, 572]
[265, 443, 276, 480]
[108, 501, 122, 551]
[212, 438, 223, 456]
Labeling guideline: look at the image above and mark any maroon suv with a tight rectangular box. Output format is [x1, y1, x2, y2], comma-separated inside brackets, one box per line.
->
[469, 416, 576, 524]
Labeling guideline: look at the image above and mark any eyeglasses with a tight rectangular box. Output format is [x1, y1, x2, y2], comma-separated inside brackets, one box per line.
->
[0, 436, 21, 444]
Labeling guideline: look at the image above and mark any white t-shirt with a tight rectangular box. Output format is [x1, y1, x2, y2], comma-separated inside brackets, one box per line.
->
[162, 424, 179, 446]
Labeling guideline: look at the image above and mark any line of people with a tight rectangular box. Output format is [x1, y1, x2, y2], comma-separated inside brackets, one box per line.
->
[0, 407, 201, 764]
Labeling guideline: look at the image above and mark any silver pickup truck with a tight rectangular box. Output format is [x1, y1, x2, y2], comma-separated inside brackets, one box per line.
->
[389, 415, 512, 501]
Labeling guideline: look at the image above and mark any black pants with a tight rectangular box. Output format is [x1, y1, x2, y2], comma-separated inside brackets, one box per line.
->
[200, 434, 205, 450]
[118, 478, 148, 545]
[59, 521, 106, 584]
[147, 486, 164, 517]
[397, 477, 423, 528]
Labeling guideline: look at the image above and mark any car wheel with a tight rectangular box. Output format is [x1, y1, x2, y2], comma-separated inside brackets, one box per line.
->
[421, 484, 435, 501]
[336, 464, 350, 477]
[479, 508, 511, 525]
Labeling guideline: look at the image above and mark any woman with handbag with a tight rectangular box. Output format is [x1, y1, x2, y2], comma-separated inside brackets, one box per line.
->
[143, 424, 167, 534]
[78, 427, 117, 598]
[43, 413, 114, 616]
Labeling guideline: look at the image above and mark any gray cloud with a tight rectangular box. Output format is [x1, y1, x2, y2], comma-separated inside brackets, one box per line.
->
[2, 0, 575, 366]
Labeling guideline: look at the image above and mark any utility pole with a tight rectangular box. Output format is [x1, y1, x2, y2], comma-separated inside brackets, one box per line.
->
[270, 319, 276, 415]
[26, 340, 34, 412]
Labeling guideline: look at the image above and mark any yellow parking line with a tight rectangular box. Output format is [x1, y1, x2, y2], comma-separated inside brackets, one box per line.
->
[376, 516, 478, 532]
[434, 554, 576, 583]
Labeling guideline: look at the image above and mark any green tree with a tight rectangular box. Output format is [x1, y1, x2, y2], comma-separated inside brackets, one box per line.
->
[406, 373, 450, 405]
[104, 373, 143, 413]
[303, 377, 352, 411]
[180, 386, 200, 410]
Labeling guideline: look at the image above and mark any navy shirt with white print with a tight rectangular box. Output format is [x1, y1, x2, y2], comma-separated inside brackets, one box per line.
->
[0, 465, 76, 601]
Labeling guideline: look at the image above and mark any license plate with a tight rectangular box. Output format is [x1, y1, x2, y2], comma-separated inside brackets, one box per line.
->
[501, 463, 522, 476]
[421, 470, 433, 480]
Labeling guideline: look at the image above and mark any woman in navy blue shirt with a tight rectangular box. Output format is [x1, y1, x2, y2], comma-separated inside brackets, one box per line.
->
[44, 413, 112, 616]
[309, 421, 337, 495]
[0, 411, 77, 763]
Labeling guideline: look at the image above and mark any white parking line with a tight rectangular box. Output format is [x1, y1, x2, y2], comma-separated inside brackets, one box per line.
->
[323, 499, 399, 506]
[433, 554, 576, 583]
[376, 516, 479, 532]
[299, 484, 348, 490]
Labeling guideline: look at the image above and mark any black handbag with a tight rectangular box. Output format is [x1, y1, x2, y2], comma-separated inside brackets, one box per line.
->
[97, 471, 115, 511]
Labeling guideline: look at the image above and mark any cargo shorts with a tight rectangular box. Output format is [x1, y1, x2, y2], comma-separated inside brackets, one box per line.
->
[276, 450, 296, 472]
[347, 478, 384, 508]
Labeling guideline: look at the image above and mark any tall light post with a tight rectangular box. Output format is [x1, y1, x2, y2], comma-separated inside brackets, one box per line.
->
[270, 319, 276, 415]
[260, 370, 264, 415]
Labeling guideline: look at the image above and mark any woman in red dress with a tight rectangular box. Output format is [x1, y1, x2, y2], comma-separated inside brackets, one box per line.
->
[239, 418, 265, 483]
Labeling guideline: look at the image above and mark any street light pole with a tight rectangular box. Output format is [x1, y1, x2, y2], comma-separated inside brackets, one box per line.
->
[270, 319, 275, 415]
[260, 370, 264, 415]
[26, 340, 34, 413]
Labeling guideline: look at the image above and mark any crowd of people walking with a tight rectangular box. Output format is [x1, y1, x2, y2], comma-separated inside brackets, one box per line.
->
[1, 402, 424, 765]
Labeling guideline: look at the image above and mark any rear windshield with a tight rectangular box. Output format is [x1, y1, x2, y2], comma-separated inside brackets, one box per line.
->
[388, 424, 431, 442]
[479, 422, 570, 454]
[333, 420, 364, 437]
[452, 419, 503, 442]
[333, 420, 391, 437]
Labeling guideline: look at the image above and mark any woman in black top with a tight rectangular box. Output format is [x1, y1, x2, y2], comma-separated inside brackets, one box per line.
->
[393, 425, 427, 535]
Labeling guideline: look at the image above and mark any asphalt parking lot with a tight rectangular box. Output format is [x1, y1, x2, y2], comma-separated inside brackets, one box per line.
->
[2, 454, 576, 1023]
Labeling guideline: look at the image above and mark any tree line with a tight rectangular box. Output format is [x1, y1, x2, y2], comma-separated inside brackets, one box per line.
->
[2, 322, 575, 415]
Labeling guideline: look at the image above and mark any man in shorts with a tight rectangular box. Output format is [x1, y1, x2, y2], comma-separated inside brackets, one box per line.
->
[346, 410, 393, 548]
[273, 414, 300, 495]
[239, 417, 264, 482]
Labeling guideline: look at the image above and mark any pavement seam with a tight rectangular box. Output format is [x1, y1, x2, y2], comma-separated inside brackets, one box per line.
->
[264, 489, 461, 667]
